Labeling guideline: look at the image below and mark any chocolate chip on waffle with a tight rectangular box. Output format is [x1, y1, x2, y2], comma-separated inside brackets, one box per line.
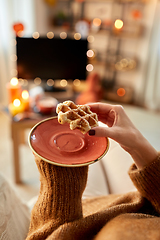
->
[56, 101, 98, 134]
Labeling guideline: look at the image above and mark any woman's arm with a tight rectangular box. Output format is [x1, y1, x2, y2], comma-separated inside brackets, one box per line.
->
[88, 103, 158, 169]
[26, 156, 88, 240]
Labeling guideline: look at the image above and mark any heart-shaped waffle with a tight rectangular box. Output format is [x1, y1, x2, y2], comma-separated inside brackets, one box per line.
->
[56, 101, 98, 134]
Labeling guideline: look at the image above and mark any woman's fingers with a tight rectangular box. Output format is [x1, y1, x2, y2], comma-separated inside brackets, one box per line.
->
[88, 126, 115, 139]
[89, 102, 112, 115]
[89, 103, 117, 127]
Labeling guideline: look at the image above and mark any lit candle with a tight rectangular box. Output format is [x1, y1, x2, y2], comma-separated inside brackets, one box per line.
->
[7, 78, 22, 103]
[114, 19, 123, 30]
[21, 90, 30, 111]
[9, 98, 25, 116]
[114, 19, 124, 35]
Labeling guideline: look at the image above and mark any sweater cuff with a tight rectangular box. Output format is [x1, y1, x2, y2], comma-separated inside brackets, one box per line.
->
[128, 152, 160, 213]
[27, 156, 88, 239]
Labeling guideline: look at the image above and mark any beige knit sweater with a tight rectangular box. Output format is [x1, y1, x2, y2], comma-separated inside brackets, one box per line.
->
[26, 153, 160, 240]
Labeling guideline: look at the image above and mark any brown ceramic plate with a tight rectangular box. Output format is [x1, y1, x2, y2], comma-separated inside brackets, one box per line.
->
[28, 117, 109, 167]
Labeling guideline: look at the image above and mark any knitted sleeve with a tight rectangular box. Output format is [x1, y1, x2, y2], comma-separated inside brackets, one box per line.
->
[25, 156, 88, 240]
[128, 152, 160, 213]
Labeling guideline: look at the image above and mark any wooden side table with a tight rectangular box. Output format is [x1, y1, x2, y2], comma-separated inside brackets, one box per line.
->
[11, 119, 40, 183]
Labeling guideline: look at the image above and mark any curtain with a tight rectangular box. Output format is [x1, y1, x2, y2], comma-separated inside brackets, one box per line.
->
[143, 1, 160, 110]
[0, 0, 35, 105]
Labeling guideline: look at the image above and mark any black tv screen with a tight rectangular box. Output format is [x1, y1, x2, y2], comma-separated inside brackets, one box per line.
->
[16, 36, 88, 81]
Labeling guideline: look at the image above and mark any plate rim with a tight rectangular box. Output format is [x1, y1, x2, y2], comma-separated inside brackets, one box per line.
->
[28, 116, 109, 167]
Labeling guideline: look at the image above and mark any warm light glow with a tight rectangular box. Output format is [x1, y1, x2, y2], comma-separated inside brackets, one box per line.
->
[87, 35, 95, 43]
[10, 77, 18, 86]
[11, 69, 18, 76]
[47, 79, 54, 86]
[47, 32, 54, 39]
[60, 79, 67, 87]
[117, 88, 126, 97]
[22, 90, 29, 100]
[74, 33, 81, 40]
[60, 32, 67, 39]
[10, 54, 17, 62]
[87, 50, 94, 58]
[18, 78, 24, 85]
[73, 79, 81, 87]
[34, 77, 41, 85]
[32, 32, 40, 39]
[23, 79, 28, 86]
[86, 64, 94, 72]
[13, 99, 21, 107]
[114, 19, 123, 30]
[17, 31, 24, 37]
[10, 39, 17, 46]
[93, 18, 102, 27]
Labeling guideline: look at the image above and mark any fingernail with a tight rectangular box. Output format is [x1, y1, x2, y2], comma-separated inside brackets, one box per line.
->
[89, 129, 95, 136]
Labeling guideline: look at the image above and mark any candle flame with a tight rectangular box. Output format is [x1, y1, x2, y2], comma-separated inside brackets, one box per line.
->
[22, 90, 29, 100]
[10, 77, 18, 86]
[13, 99, 21, 107]
[114, 19, 123, 30]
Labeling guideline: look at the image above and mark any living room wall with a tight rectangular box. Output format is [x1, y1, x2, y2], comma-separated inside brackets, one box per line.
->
[34, 0, 158, 106]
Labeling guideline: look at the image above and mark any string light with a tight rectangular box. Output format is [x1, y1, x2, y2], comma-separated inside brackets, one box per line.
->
[10, 39, 17, 46]
[23, 80, 28, 86]
[74, 33, 81, 40]
[34, 77, 41, 85]
[93, 18, 101, 27]
[87, 35, 95, 43]
[114, 19, 123, 30]
[47, 79, 54, 86]
[73, 79, 81, 87]
[47, 32, 54, 39]
[32, 32, 40, 39]
[10, 77, 18, 86]
[87, 50, 94, 58]
[10, 54, 17, 62]
[18, 78, 24, 86]
[86, 64, 94, 72]
[11, 69, 18, 76]
[60, 32, 67, 39]
[60, 79, 67, 87]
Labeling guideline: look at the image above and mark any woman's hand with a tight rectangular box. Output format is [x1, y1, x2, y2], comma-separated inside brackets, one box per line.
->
[88, 103, 158, 169]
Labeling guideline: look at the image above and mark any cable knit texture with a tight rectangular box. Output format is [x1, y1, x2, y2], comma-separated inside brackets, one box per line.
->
[26, 153, 160, 240]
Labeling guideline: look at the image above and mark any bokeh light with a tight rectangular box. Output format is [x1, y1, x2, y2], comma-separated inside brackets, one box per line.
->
[47, 79, 54, 86]
[87, 35, 95, 43]
[34, 77, 41, 85]
[114, 19, 123, 30]
[74, 33, 81, 40]
[60, 32, 67, 39]
[13, 99, 21, 107]
[22, 90, 29, 100]
[117, 88, 126, 97]
[87, 50, 94, 58]
[60, 79, 67, 87]
[93, 18, 102, 27]
[47, 32, 54, 39]
[86, 64, 94, 72]
[10, 77, 18, 86]
[32, 32, 40, 39]
[73, 79, 81, 87]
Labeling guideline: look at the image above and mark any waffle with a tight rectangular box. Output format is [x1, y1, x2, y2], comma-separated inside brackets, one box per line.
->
[56, 101, 98, 134]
